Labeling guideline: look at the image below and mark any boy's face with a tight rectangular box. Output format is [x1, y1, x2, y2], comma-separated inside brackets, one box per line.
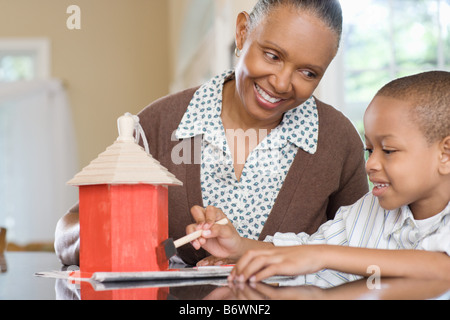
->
[364, 95, 444, 218]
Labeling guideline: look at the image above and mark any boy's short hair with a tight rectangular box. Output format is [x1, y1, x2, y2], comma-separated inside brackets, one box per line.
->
[376, 71, 450, 144]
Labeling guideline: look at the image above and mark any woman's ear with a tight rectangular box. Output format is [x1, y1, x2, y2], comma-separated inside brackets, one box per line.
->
[235, 11, 251, 51]
[438, 136, 450, 175]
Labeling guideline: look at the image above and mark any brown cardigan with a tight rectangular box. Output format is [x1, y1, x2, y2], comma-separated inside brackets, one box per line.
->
[138, 87, 369, 265]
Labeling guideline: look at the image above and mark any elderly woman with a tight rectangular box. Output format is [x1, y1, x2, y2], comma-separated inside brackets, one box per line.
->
[55, 0, 368, 267]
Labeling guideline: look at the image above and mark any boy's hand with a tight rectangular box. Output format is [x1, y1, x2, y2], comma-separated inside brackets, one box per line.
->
[229, 245, 326, 282]
[187, 205, 244, 260]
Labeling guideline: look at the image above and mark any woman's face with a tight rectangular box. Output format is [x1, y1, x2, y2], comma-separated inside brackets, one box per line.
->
[234, 6, 338, 125]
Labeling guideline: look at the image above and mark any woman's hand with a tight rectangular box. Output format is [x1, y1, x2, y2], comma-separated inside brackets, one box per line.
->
[196, 256, 236, 267]
[229, 245, 326, 283]
[187, 205, 244, 260]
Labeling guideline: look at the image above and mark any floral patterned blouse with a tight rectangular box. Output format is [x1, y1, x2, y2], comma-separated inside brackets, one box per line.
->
[175, 70, 319, 239]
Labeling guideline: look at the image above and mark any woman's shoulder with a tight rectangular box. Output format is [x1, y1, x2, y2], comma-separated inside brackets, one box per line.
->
[137, 87, 200, 157]
[315, 97, 363, 147]
[315, 97, 354, 127]
[137, 87, 199, 139]
[139, 87, 199, 121]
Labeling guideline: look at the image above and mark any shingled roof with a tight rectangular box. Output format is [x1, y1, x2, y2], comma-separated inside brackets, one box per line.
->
[67, 113, 182, 187]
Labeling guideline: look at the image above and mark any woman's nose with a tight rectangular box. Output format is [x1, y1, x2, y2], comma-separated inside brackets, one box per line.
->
[270, 68, 293, 94]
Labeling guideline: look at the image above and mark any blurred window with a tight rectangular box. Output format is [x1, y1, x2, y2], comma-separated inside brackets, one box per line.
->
[340, 0, 450, 132]
[0, 38, 50, 82]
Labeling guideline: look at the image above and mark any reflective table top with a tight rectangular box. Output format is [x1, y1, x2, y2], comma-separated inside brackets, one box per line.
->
[1, 252, 449, 300]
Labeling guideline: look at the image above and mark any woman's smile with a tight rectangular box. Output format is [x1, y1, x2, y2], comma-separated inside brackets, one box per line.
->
[254, 83, 287, 110]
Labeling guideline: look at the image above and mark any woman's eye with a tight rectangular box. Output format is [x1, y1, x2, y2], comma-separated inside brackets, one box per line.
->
[365, 148, 373, 155]
[265, 52, 279, 61]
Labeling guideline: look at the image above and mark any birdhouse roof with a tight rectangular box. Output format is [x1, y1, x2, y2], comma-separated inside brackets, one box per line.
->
[67, 114, 183, 187]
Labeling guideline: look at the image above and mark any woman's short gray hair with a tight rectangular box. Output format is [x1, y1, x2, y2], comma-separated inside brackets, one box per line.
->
[248, 0, 343, 47]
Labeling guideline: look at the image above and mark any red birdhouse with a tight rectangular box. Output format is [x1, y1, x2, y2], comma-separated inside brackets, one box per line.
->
[68, 113, 182, 274]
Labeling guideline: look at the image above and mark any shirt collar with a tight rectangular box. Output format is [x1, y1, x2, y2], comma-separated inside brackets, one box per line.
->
[276, 97, 319, 154]
[175, 70, 232, 140]
[383, 201, 450, 237]
[175, 70, 319, 155]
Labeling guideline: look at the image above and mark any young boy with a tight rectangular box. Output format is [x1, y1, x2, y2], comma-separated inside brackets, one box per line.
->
[187, 71, 450, 283]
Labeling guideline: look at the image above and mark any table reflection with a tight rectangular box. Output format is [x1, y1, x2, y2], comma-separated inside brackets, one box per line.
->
[54, 270, 450, 300]
[56, 273, 226, 300]
[206, 278, 450, 300]
[1, 252, 448, 300]
[0, 254, 7, 273]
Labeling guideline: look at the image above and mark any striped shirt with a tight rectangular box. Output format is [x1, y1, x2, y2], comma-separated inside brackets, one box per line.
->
[265, 192, 450, 287]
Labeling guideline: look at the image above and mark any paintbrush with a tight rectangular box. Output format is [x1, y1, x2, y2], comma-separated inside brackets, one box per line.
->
[158, 218, 229, 263]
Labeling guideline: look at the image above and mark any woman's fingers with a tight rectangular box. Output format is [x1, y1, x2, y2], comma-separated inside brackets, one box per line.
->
[188, 205, 229, 251]
[190, 205, 207, 227]
[196, 256, 235, 267]
[190, 205, 227, 229]
[204, 206, 227, 229]
[187, 206, 207, 250]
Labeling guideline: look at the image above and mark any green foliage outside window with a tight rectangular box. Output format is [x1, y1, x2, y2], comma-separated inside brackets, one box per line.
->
[342, 0, 450, 134]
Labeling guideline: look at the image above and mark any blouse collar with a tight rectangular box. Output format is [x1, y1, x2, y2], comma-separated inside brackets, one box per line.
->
[175, 70, 319, 155]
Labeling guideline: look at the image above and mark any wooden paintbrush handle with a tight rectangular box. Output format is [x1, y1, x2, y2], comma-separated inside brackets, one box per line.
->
[173, 218, 229, 248]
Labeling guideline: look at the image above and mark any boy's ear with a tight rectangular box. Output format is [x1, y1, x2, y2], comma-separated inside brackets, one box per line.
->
[438, 136, 450, 175]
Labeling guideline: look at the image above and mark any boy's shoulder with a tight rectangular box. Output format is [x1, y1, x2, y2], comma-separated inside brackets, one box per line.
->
[338, 192, 382, 218]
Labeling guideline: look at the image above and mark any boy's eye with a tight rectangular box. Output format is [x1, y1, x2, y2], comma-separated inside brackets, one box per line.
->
[365, 148, 397, 156]
[383, 149, 396, 155]
[301, 70, 317, 79]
